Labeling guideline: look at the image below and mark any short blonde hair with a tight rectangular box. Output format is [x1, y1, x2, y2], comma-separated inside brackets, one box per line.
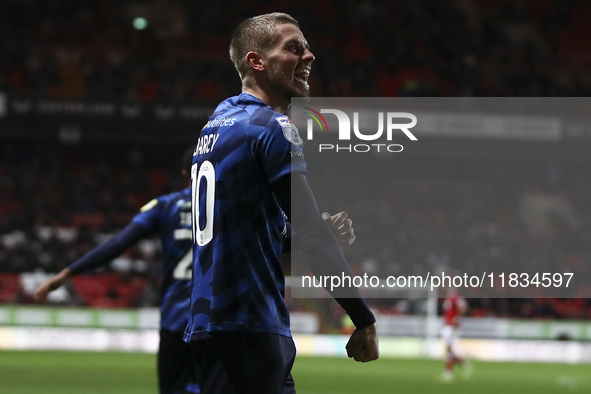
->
[229, 13, 299, 79]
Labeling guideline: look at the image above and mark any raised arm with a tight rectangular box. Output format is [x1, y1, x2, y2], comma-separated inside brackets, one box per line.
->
[34, 221, 150, 302]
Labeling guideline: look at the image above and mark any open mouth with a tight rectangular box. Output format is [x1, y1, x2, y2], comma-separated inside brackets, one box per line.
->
[294, 69, 310, 85]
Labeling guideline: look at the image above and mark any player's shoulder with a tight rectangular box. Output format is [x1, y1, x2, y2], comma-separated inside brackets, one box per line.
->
[242, 95, 304, 147]
[141, 188, 190, 212]
[211, 94, 303, 147]
[157, 188, 191, 206]
[204, 94, 274, 133]
[230, 94, 285, 132]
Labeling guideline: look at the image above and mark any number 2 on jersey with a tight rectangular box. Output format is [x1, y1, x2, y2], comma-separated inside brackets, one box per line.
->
[173, 250, 193, 280]
[191, 160, 215, 246]
[172, 229, 193, 280]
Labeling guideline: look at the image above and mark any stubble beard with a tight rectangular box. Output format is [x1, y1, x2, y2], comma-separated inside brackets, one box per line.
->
[269, 68, 310, 101]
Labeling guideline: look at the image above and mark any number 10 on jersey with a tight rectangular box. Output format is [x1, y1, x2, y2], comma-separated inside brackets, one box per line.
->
[191, 160, 215, 246]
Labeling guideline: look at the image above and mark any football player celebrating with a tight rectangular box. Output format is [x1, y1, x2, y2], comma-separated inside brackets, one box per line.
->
[34, 147, 357, 394]
[185, 12, 378, 394]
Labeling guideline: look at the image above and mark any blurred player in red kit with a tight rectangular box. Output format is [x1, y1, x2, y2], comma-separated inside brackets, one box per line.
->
[441, 289, 472, 381]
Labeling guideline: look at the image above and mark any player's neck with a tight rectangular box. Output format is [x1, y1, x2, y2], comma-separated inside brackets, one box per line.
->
[242, 85, 289, 114]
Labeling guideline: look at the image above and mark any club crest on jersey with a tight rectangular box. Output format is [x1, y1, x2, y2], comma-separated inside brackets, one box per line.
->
[276, 116, 303, 146]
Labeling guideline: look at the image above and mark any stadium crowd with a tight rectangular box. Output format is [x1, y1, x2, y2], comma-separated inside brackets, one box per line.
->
[308, 152, 591, 322]
[1, 0, 591, 101]
[1, 141, 591, 320]
[0, 142, 180, 307]
[2, 0, 591, 325]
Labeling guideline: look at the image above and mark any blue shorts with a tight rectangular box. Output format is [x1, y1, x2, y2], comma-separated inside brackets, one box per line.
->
[190, 332, 296, 394]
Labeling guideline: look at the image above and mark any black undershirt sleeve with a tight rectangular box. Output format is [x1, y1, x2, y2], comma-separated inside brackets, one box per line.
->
[272, 173, 375, 329]
[68, 221, 151, 275]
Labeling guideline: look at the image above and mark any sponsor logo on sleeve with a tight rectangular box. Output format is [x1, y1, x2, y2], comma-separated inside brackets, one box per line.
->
[276, 115, 303, 146]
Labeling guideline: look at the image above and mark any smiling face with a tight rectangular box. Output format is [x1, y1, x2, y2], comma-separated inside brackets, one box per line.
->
[264, 23, 315, 100]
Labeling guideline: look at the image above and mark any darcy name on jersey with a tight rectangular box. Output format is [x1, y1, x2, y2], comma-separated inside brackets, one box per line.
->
[194, 133, 220, 156]
[194, 115, 236, 157]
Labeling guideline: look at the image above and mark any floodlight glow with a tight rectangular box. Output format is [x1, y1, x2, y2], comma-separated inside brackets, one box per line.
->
[133, 17, 147, 30]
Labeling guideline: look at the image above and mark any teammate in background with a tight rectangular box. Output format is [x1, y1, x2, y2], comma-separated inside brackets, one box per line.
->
[35, 148, 200, 394]
[186, 12, 378, 394]
[441, 289, 472, 381]
[33, 147, 355, 394]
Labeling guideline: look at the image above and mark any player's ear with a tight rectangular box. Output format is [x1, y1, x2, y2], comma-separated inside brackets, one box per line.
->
[245, 51, 265, 72]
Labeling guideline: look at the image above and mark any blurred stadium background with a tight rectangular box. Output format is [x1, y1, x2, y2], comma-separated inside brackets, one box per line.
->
[1, 0, 591, 392]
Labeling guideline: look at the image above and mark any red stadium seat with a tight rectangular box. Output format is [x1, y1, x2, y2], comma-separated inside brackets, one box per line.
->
[0, 274, 22, 302]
